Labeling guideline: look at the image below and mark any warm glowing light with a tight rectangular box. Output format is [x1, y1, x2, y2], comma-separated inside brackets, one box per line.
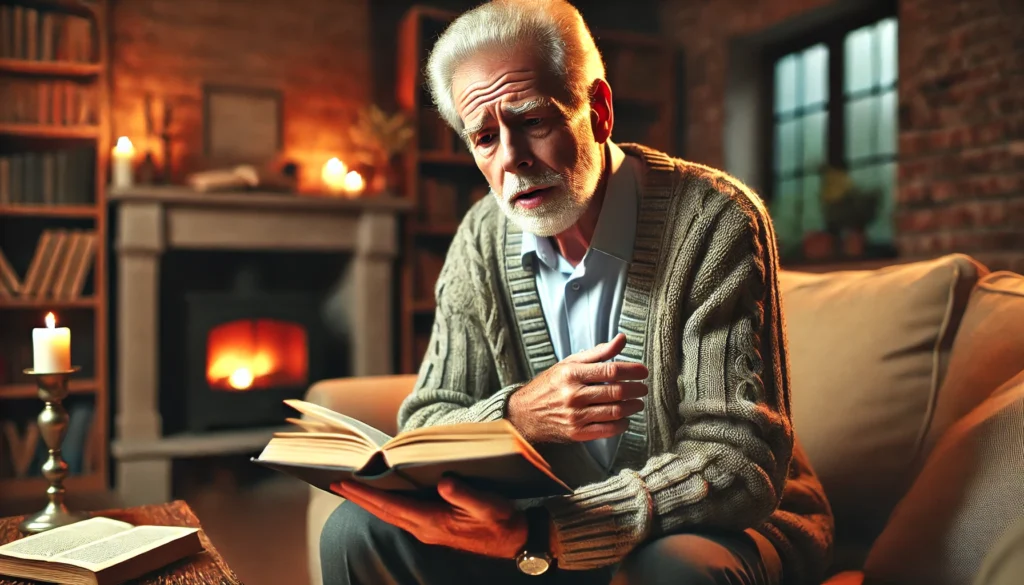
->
[205, 319, 308, 392]
[343, 170, 365, 195]
[321, 157, 348, 193]
[113, 136, 135, 156]
[45, 312, 56, 328]
[228, 367, 255, 390]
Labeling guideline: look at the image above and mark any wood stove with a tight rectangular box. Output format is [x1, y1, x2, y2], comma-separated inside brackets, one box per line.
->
[184, 287, 325, 432]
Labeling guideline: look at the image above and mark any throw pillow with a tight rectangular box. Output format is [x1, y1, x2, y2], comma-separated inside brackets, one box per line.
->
[921, 271, 1024, 456]
[862, 369, 1024, 585]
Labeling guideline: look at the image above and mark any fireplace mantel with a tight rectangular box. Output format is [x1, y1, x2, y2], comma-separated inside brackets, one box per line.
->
[109, 185, 412, 505]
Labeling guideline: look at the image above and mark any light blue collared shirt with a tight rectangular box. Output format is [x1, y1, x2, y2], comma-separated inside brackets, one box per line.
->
[519, 142, 640, 470]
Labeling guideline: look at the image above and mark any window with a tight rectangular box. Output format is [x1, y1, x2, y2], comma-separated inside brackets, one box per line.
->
[768, 15, 898, 262]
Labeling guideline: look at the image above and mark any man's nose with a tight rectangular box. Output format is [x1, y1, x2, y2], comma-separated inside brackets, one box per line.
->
[500, 131, 532, 174]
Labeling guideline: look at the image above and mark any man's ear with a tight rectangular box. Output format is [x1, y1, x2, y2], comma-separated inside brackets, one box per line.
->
[589, 78, 614, 143]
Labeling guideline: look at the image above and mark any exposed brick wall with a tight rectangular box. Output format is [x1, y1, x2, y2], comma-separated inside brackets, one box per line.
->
[660, 0, 1024, 271]
[895, 0, 1024, 272]
[110, 0, 371, 191]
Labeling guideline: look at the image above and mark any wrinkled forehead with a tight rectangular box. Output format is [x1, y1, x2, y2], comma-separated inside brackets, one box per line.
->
[451, 47, 571, 127]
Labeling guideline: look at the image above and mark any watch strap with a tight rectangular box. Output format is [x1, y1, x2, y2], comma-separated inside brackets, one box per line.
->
[523, 506, 552, 557]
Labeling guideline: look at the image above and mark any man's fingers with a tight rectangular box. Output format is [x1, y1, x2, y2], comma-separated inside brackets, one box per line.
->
[577, 382, 649, 405]
[575, 399, 644, 425]
[437, 477, 513, 518]
[572, 361, 649, 384]
[564, 333, 626, 364]
[573, 419, 631, 442]
[334, 482, 424, 531]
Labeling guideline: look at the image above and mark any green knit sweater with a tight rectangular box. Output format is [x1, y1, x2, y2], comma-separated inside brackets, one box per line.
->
[397, 145, 835, 584]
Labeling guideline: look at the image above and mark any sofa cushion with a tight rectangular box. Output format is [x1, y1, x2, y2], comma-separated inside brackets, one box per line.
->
[862, 369, 1024, 585]
[779, 254, 986, 563]
[921, 272, 1024, 456]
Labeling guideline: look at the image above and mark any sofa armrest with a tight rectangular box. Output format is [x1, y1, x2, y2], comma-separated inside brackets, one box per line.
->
[303, 374, 417, 437]
[304, 374, 417, 585]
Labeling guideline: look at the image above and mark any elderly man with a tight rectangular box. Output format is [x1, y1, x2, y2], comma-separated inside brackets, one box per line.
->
[321, 1, 834, 583]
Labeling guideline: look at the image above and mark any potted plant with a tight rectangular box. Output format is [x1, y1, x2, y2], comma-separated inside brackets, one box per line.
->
[348, 105, 414, 194]
[819, 164, 880, 258]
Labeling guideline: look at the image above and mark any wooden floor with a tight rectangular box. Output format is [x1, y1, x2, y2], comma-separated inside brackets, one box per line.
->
[0, 457, 313, 585]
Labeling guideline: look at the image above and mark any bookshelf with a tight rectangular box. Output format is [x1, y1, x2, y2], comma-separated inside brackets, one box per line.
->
[395, 6, 678, 373]
[0, 0, 110, 502]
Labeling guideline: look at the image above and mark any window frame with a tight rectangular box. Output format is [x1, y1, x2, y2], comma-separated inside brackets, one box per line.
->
[760, 0, 898, 204]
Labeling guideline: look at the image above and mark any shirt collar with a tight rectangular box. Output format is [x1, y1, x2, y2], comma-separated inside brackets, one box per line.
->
[520, 141, 640, 270]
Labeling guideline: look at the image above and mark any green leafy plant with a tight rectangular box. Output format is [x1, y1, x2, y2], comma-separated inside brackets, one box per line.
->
[348, 105, 414, 165]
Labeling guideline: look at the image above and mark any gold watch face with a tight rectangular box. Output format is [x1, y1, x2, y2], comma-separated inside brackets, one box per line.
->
[517, 552, 551, 576]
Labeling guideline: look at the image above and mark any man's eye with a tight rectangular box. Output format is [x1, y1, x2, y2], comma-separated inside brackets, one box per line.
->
[524, 118, 542, 127]
[477, 133, 495, 145]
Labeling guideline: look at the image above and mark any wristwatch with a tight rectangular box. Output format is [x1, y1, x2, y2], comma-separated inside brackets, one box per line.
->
[515, 507, 554, 576]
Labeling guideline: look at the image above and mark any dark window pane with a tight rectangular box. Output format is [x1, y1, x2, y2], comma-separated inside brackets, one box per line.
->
[803, 111, 827, 170]
[775, 54, 798, 114]
[801, 44, 829, 108]
[801, 172, 825, 232]
[878, 89, 897, 156]
[844, 25, 875, 95]
[864, 162, 896, 244]
[878, 17, 898, 87]
[776, 117, 800, 174]
[845, 95, 879, 162]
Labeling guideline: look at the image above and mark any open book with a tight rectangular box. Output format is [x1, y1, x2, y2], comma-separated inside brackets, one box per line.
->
[0, 517, 203, 585]
[252, 399, 572, 499]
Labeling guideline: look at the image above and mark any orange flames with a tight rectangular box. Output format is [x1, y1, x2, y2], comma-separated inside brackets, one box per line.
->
[206, 319, 308, 392]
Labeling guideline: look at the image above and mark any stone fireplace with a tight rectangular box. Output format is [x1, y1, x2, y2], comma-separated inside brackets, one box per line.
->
[110, 186, 410, 505]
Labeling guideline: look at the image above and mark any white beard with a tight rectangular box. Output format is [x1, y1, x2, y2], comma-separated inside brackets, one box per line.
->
[495, 144, 602, 237]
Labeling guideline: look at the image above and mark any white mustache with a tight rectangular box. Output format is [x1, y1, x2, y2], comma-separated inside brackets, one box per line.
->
[502, 170, 565, 201]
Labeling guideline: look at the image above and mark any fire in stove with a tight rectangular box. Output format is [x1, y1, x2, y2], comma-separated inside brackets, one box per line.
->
[205, 318, 308, 392]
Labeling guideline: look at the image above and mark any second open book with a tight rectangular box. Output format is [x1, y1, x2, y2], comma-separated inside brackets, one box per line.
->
[252, 400, 571, 499]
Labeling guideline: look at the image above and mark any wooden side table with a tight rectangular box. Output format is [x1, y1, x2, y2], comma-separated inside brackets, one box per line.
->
[0, 500, 242, 584]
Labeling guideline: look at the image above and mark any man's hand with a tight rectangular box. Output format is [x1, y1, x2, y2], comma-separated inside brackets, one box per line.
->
[507, 332, 649, 444]
[332, 477, 528, 559]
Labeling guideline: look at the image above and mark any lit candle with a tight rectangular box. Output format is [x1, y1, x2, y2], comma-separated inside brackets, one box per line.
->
[321, 157, 347, 194]
[343, 170, 365, 196]
[112, 136, 135, 189]
[32, 312, 71, 373]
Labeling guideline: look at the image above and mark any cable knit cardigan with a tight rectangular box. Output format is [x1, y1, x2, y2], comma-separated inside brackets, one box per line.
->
[397, 144, 835, 584]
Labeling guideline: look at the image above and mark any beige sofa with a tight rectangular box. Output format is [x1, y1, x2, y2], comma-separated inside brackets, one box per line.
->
[304, 254, 1024, 585]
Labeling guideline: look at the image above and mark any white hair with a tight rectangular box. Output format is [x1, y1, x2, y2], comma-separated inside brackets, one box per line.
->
[426, 0, 606, 134]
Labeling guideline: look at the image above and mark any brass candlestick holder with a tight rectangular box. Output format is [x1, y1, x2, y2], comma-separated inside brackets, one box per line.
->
[18, 367, 88, 534]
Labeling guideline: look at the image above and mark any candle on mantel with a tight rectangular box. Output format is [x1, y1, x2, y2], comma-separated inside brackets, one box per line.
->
[33, 312, 71, 373]
[343, 170, 365, 196]
[112, 136, 135, 189]
[321, 157, 347, 194]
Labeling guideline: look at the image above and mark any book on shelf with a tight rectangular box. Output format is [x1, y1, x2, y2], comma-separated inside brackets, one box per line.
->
[0, 148, 95, 206]
[253, 399, 572, 499]
[0, 4, 94, 63]
[0, 248, 20, 295]
[0, 517, 203, 585]
[0, 78, 98, 126]
[6, 229, 96, 300]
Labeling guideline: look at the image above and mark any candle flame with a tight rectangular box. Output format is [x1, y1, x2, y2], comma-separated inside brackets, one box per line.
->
[321, 157, 348, 194]
[114, 136, 134, 156]
[45, 312, 56, 328]
[343, 170, 365, 195]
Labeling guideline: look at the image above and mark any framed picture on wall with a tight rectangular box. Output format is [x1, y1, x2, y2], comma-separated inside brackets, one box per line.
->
[202, 85, 283, 165]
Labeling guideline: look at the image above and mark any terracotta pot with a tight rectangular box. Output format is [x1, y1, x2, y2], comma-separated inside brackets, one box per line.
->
[843, 229, 867, 258]
[802, 231, 836, 261]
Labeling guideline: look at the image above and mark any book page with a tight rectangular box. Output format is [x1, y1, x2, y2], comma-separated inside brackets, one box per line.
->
[0, 517, 133, 561]
[51, 525, 199, 572]
[284, 399, 392, 446]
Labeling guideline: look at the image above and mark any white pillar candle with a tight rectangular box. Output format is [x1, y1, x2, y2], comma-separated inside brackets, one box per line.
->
[33, 312, 71, 373]
[112, 136, 135, 189]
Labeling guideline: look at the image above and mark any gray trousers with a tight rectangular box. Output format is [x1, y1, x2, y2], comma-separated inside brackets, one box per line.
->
[320, 502, 783, 585]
